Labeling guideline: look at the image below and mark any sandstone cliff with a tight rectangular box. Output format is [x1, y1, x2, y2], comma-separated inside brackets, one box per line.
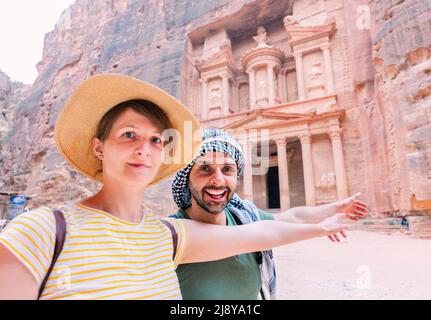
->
[0, 0, 430, 222]
[0, 0, 292, 214]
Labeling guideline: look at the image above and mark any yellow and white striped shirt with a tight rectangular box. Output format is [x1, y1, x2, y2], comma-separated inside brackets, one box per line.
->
[0, 202, 187, 300]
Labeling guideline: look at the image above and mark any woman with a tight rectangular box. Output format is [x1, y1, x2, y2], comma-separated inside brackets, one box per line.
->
[0, 74, 355, 300]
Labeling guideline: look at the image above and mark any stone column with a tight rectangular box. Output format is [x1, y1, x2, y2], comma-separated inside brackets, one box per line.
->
[276, 137, 290, 210]
[242, 140, 254, 201]
[222, 74, 230, 115]
[294, 52, 306, 100]
[329, 129, 349, 199]
[200, 78, 208, 119]
[299, 134, 316, 206]
[247, 68, 256, 109]
[267, 64, 275, 106]
[322, 45, 335, 94]
[279, 69, 287, 103]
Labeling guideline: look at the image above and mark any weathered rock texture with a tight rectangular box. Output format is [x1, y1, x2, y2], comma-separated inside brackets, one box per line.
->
[345, 0, 431, 234]
[1, 0, 291, 214]
[0, 0, 430, 230]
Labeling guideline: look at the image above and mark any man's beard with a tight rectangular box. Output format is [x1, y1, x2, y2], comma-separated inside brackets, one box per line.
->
[189, 184, 234, 214]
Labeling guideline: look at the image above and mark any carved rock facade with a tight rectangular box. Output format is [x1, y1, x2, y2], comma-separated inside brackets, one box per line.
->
[0, 0, 430, 233]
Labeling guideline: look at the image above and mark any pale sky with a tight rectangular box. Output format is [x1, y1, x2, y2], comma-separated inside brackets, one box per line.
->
[0, 0, 76, 84]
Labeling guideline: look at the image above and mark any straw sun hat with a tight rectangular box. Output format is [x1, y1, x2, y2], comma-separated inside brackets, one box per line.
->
[54, 73, 202, 186]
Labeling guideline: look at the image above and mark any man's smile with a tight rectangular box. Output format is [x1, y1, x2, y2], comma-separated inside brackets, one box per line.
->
[204, 188, 228, 203]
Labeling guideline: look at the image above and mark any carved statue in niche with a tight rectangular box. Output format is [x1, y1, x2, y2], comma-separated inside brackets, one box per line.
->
[253, 26, 270, 48]
[273, 72, 278, 98]
[239, 84, 249, 111]
[255, 69, 269, 107]
[316, 172, 336, 192]
[307, 60, 325, 97]
[240, 95, 249, 109]
[286, 72, 298, 101]
[308, 62, 323, 83]
[209, 87, 221, 107]
[257, 78, 267, 98]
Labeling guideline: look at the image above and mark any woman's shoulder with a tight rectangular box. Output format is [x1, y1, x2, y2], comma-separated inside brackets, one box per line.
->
[14, 206, 57, 224]
[0, 206, 58, 251]
[32, 202, 78, 218]
[10, 202, 79, 228]
[6, 204, 73, 230]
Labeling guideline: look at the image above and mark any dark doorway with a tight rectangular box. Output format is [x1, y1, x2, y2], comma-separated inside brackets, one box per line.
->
[267, 166, 280, 209]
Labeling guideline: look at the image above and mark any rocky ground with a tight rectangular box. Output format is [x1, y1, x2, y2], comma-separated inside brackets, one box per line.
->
[274, 231, 431, 300]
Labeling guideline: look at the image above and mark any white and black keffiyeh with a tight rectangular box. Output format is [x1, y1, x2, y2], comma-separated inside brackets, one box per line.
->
[172, 128, 245, 210]
[171, 128, 277, 300]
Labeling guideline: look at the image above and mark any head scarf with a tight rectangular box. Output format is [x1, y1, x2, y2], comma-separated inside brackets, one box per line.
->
[172, 128, 246, 209]
[171, 128, 277, 299]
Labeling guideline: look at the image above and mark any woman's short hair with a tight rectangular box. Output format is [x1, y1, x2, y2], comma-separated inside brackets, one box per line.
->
[95, 99, 172, 142]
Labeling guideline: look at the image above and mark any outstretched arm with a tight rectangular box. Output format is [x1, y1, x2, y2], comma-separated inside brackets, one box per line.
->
[275, 192, 368, 224]
[179, 213, 350, 264]
[0, 243, 38, 299]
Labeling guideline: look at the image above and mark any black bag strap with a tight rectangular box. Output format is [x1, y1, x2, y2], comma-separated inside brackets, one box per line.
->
[38, 209, 66, 299]
[161, 220, 178, 261]
[230, 211, 243, 226]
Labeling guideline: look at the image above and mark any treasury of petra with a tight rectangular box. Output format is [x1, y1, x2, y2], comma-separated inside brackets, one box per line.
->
[0, 0, 430, 237]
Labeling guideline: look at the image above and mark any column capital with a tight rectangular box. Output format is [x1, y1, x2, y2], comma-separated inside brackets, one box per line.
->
[293, 51, 304, 59]
[280, 68, 288, 75]
[266, 62, 277, 70]
[246, 67, 255, 75]
[275, 137, 287, 146]
[220, 72, 231, 80]
[321, 43, 331, 51]
[299, 134, 312, 144]
[199, 78, 208, 84]
[328, 129, 343, 141]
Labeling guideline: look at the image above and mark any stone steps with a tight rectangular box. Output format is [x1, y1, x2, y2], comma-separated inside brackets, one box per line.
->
[407, 216, 431, 239]
[353, 216, 431, 239]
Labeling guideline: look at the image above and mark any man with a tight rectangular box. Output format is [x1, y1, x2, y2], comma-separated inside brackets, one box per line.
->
[171, 128, 368, 300]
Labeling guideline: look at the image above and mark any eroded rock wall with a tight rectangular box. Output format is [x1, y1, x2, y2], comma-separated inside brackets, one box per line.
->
[369, 0, 431, 213]
[0, 0, 430, 220]
[0, 0, 290, 214]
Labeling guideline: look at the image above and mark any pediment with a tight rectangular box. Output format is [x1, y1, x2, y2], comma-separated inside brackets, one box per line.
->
[196, 44, 236, 73]
[224, 109, 313, 129]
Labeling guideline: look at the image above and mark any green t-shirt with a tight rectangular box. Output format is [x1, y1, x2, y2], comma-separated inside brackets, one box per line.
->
[171, 207, 274, 300]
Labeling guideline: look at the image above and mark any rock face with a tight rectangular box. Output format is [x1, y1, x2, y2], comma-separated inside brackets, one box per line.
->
[361, 0, 431, 215]
[1, 0, 248, 213]
[0, 71, 12, 100]
[0, 0, 430, 228]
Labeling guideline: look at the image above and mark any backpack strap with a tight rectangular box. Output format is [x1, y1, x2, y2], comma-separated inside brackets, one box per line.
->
[38, 209, 66, 299]
[161, 220, 178, 261]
